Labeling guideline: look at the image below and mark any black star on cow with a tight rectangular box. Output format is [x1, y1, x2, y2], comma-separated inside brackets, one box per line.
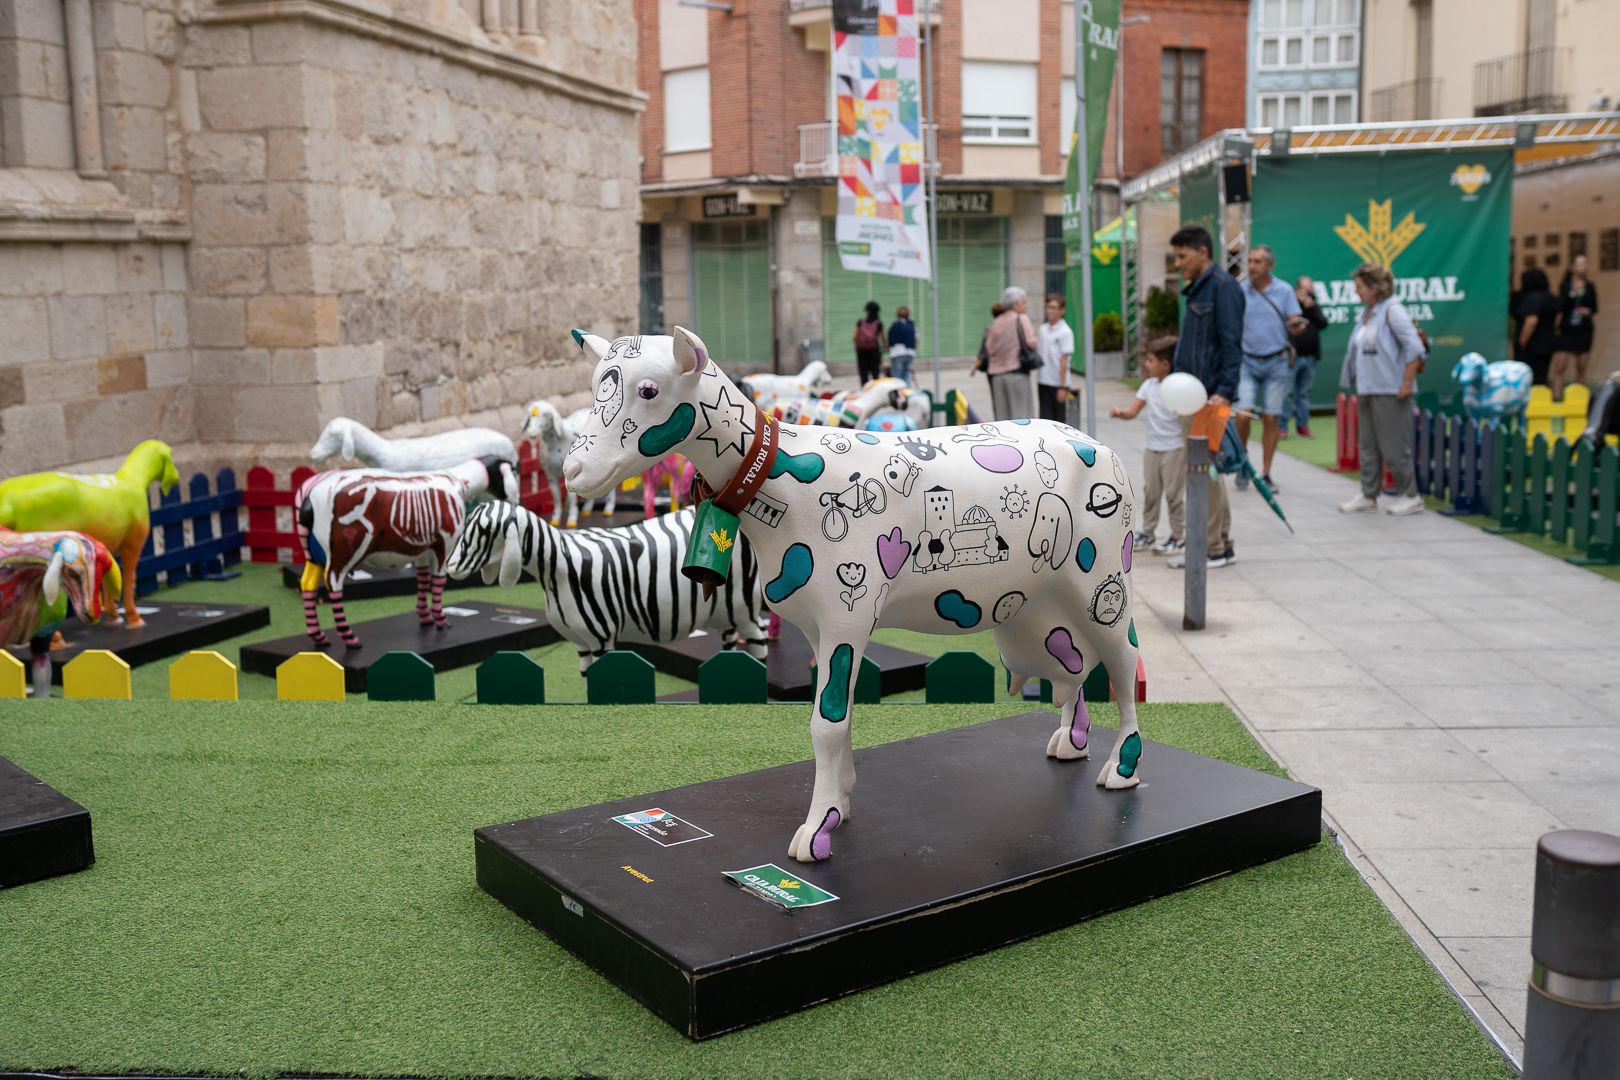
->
[698, 384, 753, 457]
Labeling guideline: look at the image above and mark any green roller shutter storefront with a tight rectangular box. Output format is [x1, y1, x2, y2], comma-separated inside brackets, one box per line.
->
[822, 216, 1009, 363]
[692, 220, 773, 365]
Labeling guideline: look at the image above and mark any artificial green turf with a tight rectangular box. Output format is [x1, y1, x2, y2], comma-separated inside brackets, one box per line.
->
[0, 699, 1510, 1079]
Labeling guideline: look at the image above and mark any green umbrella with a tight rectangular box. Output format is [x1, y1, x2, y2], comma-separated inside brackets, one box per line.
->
[1217, 418, 1295, 534]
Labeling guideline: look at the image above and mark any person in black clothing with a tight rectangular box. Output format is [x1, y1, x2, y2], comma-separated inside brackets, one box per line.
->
[1514, 268, 1560, 386]
[1282, 274, 1329, 438]
[853, 300, 887, 385]
[1552, 253, 1599, 399]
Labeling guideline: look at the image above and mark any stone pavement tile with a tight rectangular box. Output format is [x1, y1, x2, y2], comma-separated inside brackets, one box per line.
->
[1416, 594, 1588, 624]
[1227, 685, 1433, 731]
[1397, 683, 1615, 728]
[1453, 621, 1612, 653]
[1366, 846, 1537, 938]
[1326, 782, 1565, 850]
[1462, 994, 1525, 1062]
[1451, 725, 1620, 783]
[1514, 782, 1620, 836]
[1266, 729, 1501, 785]
[1175, 611, 1339, 659]
[1315, 619, 1484, 654]
[1211, 651, 1380, 689]
[1356, 648, 1536, 687]
[1509, 649, 1619, 691]
[1276, 596, 1440, 625]
[1444, 937, 1530, 1037]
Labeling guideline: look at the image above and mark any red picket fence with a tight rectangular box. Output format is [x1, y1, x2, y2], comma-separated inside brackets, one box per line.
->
[1335, 392, 1397, 490]
[244, 465, 318, 565]
[516, 441, 558, 519]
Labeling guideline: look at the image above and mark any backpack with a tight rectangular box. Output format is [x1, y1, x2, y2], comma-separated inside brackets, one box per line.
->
[855, 319, 880, 350]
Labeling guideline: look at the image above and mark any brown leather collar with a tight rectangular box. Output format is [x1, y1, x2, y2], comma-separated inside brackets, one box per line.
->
[693, 406, 777, 515]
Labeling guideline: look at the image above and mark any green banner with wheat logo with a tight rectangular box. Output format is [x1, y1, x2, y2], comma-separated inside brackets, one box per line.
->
[1252, 149, 1513, 407]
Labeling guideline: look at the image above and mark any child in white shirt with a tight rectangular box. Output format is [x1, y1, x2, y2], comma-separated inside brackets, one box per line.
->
[1110, 339, 1186, 555]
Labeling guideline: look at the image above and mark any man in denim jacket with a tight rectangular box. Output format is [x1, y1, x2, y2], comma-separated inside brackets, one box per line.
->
[1168, 224, 1244, 568]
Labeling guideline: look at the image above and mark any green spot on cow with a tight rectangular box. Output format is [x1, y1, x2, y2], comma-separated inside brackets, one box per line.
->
[770, 448, 826, 484]
[819, 642, 854, 723]
[638, 402, 695, 457]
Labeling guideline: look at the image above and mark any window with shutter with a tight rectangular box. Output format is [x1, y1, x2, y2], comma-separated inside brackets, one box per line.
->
[692, 221, 772, 365]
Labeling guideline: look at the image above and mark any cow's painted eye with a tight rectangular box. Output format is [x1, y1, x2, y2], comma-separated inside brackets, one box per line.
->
[637, 380, 660, 400]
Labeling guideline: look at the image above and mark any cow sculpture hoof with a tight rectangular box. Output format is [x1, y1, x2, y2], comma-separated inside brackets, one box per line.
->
[787, 805, 845, 863]
[1046, 725, 1089, 760]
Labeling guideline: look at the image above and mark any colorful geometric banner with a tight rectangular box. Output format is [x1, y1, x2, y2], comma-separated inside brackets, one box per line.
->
[833, 0, 931, 280]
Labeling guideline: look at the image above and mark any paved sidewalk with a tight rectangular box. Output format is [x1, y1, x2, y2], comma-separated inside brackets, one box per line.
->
[888, 364, 1619, 1064]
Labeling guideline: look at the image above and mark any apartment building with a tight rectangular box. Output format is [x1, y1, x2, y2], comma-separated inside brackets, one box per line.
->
[1363, 0, 1617, 122]
[1247, 0, 1360, 129]
[635, 0, 1248, 370]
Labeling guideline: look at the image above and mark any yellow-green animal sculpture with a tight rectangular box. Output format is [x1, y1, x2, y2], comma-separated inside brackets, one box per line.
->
[0, 440, 179, 628]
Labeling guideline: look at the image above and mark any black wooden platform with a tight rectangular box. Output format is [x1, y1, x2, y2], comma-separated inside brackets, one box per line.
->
[5, 602, 270, 683]
[279, 563, 501, 600]
[1, 757, 94, 889]
[476, 710, 1323, 1039]
[629, 622, 928, 700]
[239, 604, 559, 692]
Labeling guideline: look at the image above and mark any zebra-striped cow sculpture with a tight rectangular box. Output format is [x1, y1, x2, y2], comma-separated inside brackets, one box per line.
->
[296, 455, 514, 648]
[564, 328, 1143, 864]
[444, 501, 769, 673]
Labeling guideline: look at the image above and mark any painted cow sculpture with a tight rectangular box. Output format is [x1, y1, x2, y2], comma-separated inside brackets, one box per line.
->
[311, 416, 518, 479]
[0, 528, 120, 698]
[295, 456, 512, 648]
[564, 328, 1143, 864]
[739, 360, 832, 413]
[1452, 352, 1532, 423]
[520, 400, 618, 526]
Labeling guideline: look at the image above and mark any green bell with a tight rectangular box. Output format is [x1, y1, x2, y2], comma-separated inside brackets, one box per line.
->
[682, 499, 741, 599]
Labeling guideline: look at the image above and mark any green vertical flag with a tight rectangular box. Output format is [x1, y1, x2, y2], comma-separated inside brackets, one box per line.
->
[1063, 0, 1121, 357]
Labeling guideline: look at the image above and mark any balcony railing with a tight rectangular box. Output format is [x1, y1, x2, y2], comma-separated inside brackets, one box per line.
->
[1369, 79, 1442, 122]
[795, 122, 940, 179]
[1474, 48, 1570, 117]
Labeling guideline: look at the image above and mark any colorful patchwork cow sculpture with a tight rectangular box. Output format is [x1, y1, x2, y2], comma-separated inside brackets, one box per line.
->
[295, 456, 512, 648]
[1452, 352, 1533, 423]
[564, 328, 1143, 864]
[0, 528, 120, 698]
[445, 501, 768, 674]
[0, 439, 178, 628]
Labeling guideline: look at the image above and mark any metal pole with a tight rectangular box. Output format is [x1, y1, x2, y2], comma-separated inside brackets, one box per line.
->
[1183, 436, 1208, 630]
[923, 0, 942, 405]
[1074, 0, 1096, 435]
[1523, 830, 1620, 1079]
[1116, 19, 1127, 368]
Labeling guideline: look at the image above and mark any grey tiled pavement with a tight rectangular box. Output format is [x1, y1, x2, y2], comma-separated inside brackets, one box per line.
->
[882, 361, 1620, 1064]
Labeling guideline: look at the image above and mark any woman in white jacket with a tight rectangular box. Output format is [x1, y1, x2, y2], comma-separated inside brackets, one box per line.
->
[1338, 262, 1426, 516]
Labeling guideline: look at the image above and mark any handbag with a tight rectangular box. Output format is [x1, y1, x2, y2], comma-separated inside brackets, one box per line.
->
[1014, 316, 1044, 374]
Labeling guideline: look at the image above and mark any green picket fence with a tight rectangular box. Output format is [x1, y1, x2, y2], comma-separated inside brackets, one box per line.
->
[1491, 433, 1620, 566]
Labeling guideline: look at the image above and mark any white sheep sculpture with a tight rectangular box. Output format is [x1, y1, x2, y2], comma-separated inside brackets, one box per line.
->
[311, 417, 518, 487]
[520, 400, 618, 527]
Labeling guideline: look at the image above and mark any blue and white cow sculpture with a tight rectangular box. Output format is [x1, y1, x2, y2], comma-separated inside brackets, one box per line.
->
[1452, 352, 1533, 423]
[563, 327, 1144, 864]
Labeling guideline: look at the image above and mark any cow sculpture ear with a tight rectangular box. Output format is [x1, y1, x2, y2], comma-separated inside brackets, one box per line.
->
[571, 328, 612, 365]
[673, 326, 709, 376]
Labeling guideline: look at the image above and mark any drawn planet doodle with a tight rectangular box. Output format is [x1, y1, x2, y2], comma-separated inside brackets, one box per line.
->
[1085, 483, 1122, 518]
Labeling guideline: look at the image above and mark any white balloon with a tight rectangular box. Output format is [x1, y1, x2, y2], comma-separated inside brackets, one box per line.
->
[1159, 372, 1209, 416]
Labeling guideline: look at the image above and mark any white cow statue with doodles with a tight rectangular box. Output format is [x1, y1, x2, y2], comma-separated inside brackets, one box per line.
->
[563, 327, 1143, 864]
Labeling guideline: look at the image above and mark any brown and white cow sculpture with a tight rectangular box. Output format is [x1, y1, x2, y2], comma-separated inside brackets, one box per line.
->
[563, 328, 1144, 864]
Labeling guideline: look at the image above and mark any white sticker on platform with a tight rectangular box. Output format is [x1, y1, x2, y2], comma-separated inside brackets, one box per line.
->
[560, 894, 584, 917]
[350, 569, 374, 581]
[490, 615, 537, 626]
[175, 609, 225, 618]
[134, 606, 160, 615]
[440, 607, 479, 617]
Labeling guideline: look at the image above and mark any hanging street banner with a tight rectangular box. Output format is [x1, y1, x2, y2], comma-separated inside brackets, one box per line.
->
[1179, 162, 1220, 241]
[1062, 0, 1121, 354]
[1252, 149, 1513, 407]
[833, 0, 930, 280]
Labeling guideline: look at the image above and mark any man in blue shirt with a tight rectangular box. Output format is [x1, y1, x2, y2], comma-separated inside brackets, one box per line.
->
[1168, 224, 1243, 569]
[1237, 244, 1303, 488]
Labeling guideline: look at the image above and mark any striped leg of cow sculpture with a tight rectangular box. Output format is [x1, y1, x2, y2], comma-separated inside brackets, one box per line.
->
[564, 327, 1143, 863]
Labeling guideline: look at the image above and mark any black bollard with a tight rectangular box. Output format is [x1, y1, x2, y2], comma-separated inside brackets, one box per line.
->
[1522, 830, 1620, 1079]
[1183, 436, 1208, 631]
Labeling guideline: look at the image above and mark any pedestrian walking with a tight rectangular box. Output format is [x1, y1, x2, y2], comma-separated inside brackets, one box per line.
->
[1513, 268, 1560, 387]
[1110, 337, 1185, 555]
[887, 306, 918, 387]
[1338, 262, 1426, 516]
[1036, 293, 1075, 422]
[1283, 275, 1329, 438]
[853, 300, 887, 385]
[982, 286, 1038, 421]
[1236, 244, 1302, 491]
[1164, 225, 1243, 570]
[1552, 253, 1599, 399]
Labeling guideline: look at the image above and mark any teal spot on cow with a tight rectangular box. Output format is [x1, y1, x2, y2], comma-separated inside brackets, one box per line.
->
[770, 448, 826, 484]
[1076, 536, 1097, 572]
[1117, 732, 1142, 778]
[1068, 440, 1097, 467]
[819, 643, 854, 722]
[856, 432, 881, 444]
[765, 543, 814, 604]
[1128, 618, 1138, 647]
[933, 589, 982, 629]
[638, 402, 695, 458]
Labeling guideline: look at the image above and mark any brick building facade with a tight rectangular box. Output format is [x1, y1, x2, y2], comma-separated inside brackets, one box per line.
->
[634, 0, 1247, 371]
[1, 0, 640, 476]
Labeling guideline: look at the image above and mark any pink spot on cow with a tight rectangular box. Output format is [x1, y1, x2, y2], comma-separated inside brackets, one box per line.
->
[1122, 531, 1133, 572]
[970, 443, 1024, 474]
[1045, 627, 1085, 675]
[811, 807, 841, 861]
[877, 527, 912, 579]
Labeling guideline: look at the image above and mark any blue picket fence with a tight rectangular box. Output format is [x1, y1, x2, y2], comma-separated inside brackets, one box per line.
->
[1412, 408, 1502, 517]
[135, 469, 245, 596]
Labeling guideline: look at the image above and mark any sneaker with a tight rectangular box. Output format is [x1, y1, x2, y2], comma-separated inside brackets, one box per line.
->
[1166, 546, 1233, 569]
[1132, 531, 1154, 551]
[1235, 472, 1251, 491]
[1297, 426, 1314, 439]
[1278, 429, 1289, 440]
[1151, 536, 1184, 556]
[1260, 474, 1280, 493]
[1385, 494, 1426, 516]
[1339, 493, 1378, 513]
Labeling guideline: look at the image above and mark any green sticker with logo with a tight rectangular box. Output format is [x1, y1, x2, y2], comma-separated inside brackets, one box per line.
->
[723, 863, 840, 910]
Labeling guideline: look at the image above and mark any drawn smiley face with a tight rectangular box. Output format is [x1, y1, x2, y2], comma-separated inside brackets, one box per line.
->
[1090, 573, 1126, 627]
[595, 366, 624, 427]
[992, 590, 1026, 623]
